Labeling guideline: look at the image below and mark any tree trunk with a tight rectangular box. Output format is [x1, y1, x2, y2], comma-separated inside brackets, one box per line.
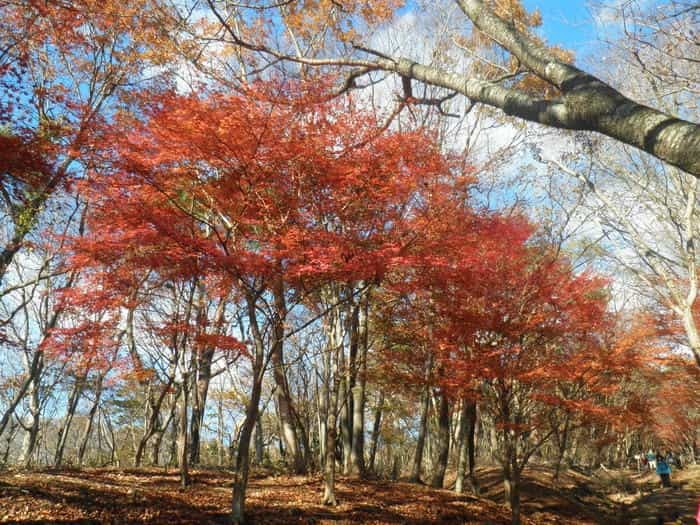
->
[231, 290, 266, 525]
[19, 376, 41, 468]
[190, 292, 226, 465]
[190, 295, 227, 465]
[150, 431, 164, 465]
[503, 454, 522, 525]
[466, 401, 478, 492]
[341, 297, 359, 475]
[455, 399, 479, 493]
[323, 372, 340, 505]
[270, 278, 305, 473]
[248, 416, 260, 466]
[295, 411, 312, 471]
[216, 395, 224, 466]
[501, 398, 522, 525]
[135, 383, 156, 467]
[322, 287, 343, 506]
[339, 363, 351, 475]
[455, 400, 470, 494]
[0, 349, 43, 439]
[391, 451, 401, 481]
[54, 376, 83, 466]
[317, 366, 328, 470]
[349, 292, 368, 477]
[1, 422, 18, 466]
[430, 392, 450, 488]
[553, 416, 571, 483]
[409, 385, 431, 483]
[368, 391, 383, 473]
[178, 375, 189, 488]
[682, 307, 700, 368]
[231, 362, 263, 523]
[77, 376, 103, 466]
[189, 350, 212, 466]
[152, 398, 177, 465]
[231, 369, 263, 524]
[135, 375, 177, 466]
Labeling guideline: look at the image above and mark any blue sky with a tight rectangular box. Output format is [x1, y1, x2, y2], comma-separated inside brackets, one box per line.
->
[522, 0, 598, 54]
[394, 1, 605, 63]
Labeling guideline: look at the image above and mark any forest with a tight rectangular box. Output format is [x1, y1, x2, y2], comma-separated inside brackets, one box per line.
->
[0, 1, 698, 524]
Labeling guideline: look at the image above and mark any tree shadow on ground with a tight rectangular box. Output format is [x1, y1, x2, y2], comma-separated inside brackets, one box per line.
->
[623, 486, 698, 525]
[474, 465, 617, 524]
[0, 468, 568, 524]
[245, 477, 519, 524]
[0, 471, 228, 524]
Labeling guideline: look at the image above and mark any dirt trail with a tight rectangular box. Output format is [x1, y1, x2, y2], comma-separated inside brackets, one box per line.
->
[625, 488, 698, 524]
[619, 466, 700, 525]
[472, 464, 700, 525]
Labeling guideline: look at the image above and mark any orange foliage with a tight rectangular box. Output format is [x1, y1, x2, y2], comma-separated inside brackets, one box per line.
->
[281, 0, 403, 42]
[59, 80, 452, 375]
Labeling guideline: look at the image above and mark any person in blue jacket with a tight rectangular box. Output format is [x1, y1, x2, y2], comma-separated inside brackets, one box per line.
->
[656, 452, 672, 488]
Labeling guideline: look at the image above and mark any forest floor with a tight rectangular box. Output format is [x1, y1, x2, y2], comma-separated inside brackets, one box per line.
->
[614, 464, 700, 525]
[0, 464, 698, 524]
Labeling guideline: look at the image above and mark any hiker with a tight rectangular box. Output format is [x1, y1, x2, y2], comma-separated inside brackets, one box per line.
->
[667, 451, 682, 469]
[647, 449, 657, 471]
[655, 453, 672, 488]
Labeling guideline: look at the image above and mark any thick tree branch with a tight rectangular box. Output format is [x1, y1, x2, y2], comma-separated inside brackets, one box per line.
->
[204, 0, 700, 176]
[452, 0, 700, 176]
